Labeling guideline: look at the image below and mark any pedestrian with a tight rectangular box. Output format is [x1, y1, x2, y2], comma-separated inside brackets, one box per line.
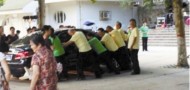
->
[86, 32, 120, 74]
[128, 19, 141, 75]
[16, 30, 20, 38]
[41, 25, 53, 50]
[139, 22, 149, 51]
[49, 28, 69, 80]
[63, 29, 102, 80]
[30, 34, 57, 90]
[0, 26, 11, 90]
[6, 26, 18, 44]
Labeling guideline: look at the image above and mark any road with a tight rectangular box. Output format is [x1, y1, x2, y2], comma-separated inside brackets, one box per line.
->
[9, 46, 190, 90]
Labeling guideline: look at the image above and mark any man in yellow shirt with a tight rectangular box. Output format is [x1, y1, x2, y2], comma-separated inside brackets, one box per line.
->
[128, 19, 140, 75]
[115, 21, 131, 70]
[108, 26, 131, 70]
[64, 29, 102, 80]
[97, 28, 123, 71]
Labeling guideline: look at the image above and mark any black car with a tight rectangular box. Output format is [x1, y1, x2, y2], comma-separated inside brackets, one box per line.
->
[7, 29, 99, 77]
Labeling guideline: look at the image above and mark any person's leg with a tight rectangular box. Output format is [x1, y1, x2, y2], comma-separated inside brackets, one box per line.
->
[145, 37, 148, 51]
[60, 55, 69, 78]
[88, 50, 102, 78]
[76, 53, 85, 80]
[102, 52, 120, 74]
[142, 37, 146, 51]
[130, 49, 140, 75]
[19, 59, 31, 80]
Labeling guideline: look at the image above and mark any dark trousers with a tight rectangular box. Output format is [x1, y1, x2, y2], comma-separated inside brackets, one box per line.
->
[77, 50, 101, 78]
[142, 37, 148, 51]
[98, 51, 120, 73]
[130, 49, 140, 73]
[55, 54, 69, 78]
[116, 47, 131, 70]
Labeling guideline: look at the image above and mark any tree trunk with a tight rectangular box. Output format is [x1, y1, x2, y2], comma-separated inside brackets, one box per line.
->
[173, 0, 189, 68]
[38, 0, 45, 29]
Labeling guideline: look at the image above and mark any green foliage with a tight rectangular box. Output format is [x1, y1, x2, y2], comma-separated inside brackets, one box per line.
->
[120, 0, 134, 8]
[0, 0, 5, 6]
[90, 0, 96, 3]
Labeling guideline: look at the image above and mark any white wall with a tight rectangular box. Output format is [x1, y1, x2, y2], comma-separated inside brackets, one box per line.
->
[80, 1, 133, 31]
[46, 1, 79, 29]
[46, 1, 135, 31]
[0, 13, 37, 38]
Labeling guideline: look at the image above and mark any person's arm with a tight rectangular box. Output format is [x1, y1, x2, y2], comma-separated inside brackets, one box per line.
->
[129, 37, 136, 51]
[1, 60, 11, 81]
[129, 29, 137, 51]
[30, 65, 40, 90]
[63, 41, 74, 47]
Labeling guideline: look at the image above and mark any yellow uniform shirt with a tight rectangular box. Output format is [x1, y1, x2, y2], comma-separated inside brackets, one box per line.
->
[70, 31, 91, 52]
[128, 27, 140, 49]
[109, 29, 126, 48]
[118, 29, 128, 41]
[101, 33, 119, 52]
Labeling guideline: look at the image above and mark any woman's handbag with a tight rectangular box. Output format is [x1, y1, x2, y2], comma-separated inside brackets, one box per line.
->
[0, 64, 10, 90]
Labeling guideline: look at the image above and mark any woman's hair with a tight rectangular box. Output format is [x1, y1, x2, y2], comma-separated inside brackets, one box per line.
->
[30, 34, 45, 46]
[50, 28, 55, 39]
[41, 25, 51, 34]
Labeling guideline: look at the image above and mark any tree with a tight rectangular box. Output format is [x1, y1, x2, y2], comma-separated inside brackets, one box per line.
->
[38, 0, 45, 29]
[0, 0, 5, 6]
[173, 0, 189, 68]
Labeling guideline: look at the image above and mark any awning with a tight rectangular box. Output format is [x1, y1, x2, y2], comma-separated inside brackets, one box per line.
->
[0, 0, 38, 15]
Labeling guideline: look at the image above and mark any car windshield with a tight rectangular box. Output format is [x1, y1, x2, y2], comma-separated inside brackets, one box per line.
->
[11, 31, 42, 46]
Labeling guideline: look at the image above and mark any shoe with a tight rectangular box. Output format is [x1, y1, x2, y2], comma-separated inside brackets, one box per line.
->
[76, 76, 86, 80]
[131, 72, 140, 75]
[95, 74, 102, 79]
[114, 71, 120, 75]
[19, 73, 29, 80]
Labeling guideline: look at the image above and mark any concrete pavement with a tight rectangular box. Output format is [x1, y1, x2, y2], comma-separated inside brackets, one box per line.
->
[9, 46, 190, 90]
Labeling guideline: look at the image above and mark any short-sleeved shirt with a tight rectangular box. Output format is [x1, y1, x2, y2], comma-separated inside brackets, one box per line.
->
[101, 33, 119, 52]
[109, 30, 126, 48]
[31, 46, 57, 90]
[88, 37, 107, 55]
[69, 31, 91, 52]
[7, 34, 18, 44]
[128, 27, 140, 49]
[117, 29, 128, 41]
[139, 26, 149, 37]
[0, 52, 5, 61]
[49, 36, 65, 57]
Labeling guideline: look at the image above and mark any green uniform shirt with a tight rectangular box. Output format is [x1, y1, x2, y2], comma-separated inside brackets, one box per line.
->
[88, 37, 107, 55]
[49, 36, 65, 57]
[139, 26, 149, 37]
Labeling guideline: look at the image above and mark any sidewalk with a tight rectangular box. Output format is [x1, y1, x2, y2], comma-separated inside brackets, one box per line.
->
[9, 46, 190, 90]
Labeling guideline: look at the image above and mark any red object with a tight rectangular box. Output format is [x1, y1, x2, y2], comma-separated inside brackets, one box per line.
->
[15, 51, 29, 60]
[185, 18, 190, 25]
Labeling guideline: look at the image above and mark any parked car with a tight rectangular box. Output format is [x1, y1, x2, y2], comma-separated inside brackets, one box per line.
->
[6, 29, 99, 77]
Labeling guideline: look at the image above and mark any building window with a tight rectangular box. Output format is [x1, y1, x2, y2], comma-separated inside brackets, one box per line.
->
[54, 11, 66, 23]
